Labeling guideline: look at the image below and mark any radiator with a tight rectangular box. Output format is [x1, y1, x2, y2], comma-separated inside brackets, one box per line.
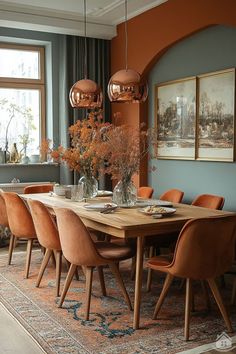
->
[0, 182, 51, 194]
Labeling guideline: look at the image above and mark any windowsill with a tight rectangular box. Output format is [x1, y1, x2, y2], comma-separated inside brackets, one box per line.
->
[0, 162, 58, 167]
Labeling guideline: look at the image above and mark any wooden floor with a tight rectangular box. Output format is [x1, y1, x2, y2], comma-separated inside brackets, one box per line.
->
[0, 298, 45, 354]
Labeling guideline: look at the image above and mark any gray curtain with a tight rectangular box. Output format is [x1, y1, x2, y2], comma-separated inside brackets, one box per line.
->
[58, 35, 111, 188]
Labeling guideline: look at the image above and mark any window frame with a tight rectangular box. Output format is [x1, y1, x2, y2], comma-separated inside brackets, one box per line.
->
[0, 42, 46, 145]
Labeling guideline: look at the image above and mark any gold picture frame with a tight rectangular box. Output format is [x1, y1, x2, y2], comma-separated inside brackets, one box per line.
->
[155, 68, 235, 162]
[196, 68, 235, 162]
[155, 77, 196, 160]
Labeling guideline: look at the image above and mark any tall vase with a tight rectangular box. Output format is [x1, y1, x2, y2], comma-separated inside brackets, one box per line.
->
[112, 178, 137, 207]
[79, 173, 98, 199]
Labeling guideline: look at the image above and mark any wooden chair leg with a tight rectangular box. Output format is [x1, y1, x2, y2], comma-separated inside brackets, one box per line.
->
[153, 273, 174, 319]
[85, 267, 93, 321]
[184, 278, 192, 341]
[81, 265, 86, 277]
[36, 248, 52, 288]
[146, 246, 154, 292]
[13, 236, 17, 249]
[8, 234, 15, 265]
[97, 266, 106, 296]
[109, 263, 133, 311]
[201, 280, 211, 311]
[51, 250, 56, 268]
[131, 255, 136, 280]
[65, 258, 80, 280]
[231, 278, 236, 305]
[55, 251, 62, 297]
[58, 264, 77, 308]
[207, 278, 233, 332]
[25, 239, 34, 279]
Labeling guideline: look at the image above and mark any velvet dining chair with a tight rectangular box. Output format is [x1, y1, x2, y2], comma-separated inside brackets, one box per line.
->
[2, 192, 37, 278]
[147, 215, 236, 340]
[0, 191, 9, 229]
[24, 184, 54, 194]
[146, 188, 184, 291]
[159, 189, 184, 203]
[55, 208, 135, 320]
[191, 193, 225, 210]
[27, 199, 62, 296]
[138, 186, 154, 199]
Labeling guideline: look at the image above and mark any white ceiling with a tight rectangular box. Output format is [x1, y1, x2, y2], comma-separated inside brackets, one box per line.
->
[0, 0, 168, 39]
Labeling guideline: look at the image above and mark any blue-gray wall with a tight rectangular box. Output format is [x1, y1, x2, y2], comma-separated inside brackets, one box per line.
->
[0, 27, 60, 183]
[148, 25, 236, 211]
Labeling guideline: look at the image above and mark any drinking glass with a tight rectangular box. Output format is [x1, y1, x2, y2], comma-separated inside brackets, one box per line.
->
[71, 183, 84, 202]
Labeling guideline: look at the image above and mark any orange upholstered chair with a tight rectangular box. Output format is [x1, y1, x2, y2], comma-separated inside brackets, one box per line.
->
[159, 189, 184, 203]
[138, 186, 154, 199]
[2, 192, 37, 278]
[24, 184, 54, 194]
[192, 194, 225, 210]
[27, 199, 62, 296]
[0, 192, 9, 228]
[146, 188, 184, 291]
[147, 215, 236, 340]
[55, 208, 134, 320]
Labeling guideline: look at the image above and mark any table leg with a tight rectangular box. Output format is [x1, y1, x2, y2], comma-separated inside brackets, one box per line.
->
[133, 235, 144, 329]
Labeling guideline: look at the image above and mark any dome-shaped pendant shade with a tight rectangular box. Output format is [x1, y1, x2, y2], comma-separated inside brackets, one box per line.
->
[107, 69, 148, 103]
[69, 79, 103, 109]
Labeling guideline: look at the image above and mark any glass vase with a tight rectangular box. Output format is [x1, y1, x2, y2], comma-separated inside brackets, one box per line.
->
[112, 179, 137, 207]
[79, 174, 98, 199]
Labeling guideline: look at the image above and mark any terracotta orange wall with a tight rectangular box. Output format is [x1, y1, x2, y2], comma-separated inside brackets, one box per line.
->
[110, 0, 236, 186]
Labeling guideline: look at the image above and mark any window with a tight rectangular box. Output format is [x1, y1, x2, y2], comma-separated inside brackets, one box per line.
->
[0, 43, 45, 160]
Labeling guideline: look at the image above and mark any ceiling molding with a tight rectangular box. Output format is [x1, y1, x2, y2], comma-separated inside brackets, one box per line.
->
[111, 0, 168, 25]
[0, 0, 168, 39]
[0, 7, 116, 39]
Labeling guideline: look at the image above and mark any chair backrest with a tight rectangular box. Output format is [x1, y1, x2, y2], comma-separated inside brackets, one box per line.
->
[54, 208, 103, 266]
[28, 199, 61, 250]
[0, 191, 9, 227]
[170, 215, 236, 279]
[2, 192, 36, 238]
[138, 186, 154, 199]
[24, 184, 54, 194]
[192, 193, 225, 210]
[159, 189, 184, 203]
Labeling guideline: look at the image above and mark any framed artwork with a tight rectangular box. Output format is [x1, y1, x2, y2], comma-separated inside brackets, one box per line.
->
[197, 68, 235, 161]
[155, 77, 196, 159]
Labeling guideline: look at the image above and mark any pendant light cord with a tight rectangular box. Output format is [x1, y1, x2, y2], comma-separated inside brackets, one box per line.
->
[125, 0, 128, 71]
[84, 0, 87, 79]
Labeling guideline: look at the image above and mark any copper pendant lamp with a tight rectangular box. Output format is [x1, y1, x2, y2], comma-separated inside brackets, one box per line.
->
[107, 0, 148, 103]
[69, 0, 103, 109]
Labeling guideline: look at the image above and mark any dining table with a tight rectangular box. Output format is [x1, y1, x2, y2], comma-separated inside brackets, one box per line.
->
[21, 192, 233, 330]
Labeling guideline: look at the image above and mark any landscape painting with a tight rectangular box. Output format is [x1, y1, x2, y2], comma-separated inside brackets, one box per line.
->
[156, 77, 196, 159]
[197, 69, 235, 161]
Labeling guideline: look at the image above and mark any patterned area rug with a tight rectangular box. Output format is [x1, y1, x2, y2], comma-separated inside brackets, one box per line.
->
[0, 249, 235, 354]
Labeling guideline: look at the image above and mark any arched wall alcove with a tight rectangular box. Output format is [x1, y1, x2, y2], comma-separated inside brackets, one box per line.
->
[148, 24, 236, 211]
[110, 0, 236, 190]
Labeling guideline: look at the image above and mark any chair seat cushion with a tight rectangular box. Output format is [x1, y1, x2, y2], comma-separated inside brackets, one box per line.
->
[96, 241, 135, 261]
[146, 254, 173, 271]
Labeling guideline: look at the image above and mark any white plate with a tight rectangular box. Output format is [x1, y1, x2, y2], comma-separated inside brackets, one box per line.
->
[136, 199, 173, 208]
[138, 206, 176, 216]
[84, 202, 117, 211]
[97, 190, 113, 197]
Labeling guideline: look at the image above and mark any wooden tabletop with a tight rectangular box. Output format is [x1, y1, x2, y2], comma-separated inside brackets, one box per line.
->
[21, 193, 233, 239]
